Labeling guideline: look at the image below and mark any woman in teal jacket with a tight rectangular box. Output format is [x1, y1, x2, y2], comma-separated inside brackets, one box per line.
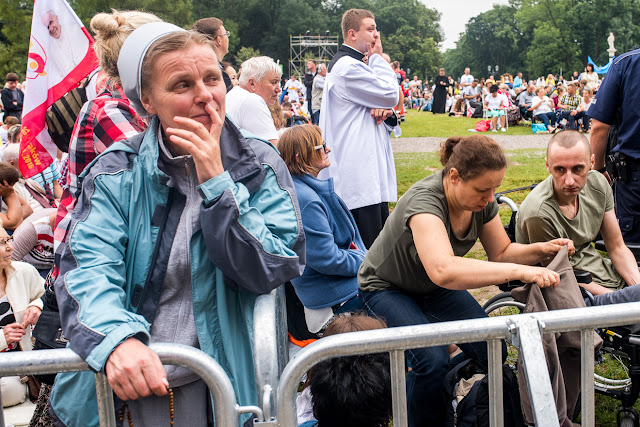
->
[49, 24, 305, 426]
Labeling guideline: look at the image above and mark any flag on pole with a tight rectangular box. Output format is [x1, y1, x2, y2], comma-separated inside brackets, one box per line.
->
[19, 0, 97, 179]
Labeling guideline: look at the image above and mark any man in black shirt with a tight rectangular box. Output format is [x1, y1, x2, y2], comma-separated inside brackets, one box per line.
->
[303, 59, 317, 123]
[1, 73, 24, 121]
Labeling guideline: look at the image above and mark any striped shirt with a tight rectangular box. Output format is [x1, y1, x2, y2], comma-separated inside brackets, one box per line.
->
[52, 83, 146, 281]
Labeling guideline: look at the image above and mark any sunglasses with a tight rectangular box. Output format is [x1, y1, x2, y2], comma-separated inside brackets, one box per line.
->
[314, 142, 328, 154]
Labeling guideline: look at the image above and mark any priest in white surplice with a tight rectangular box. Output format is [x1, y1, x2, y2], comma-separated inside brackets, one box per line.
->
[319, 8, 399, 248]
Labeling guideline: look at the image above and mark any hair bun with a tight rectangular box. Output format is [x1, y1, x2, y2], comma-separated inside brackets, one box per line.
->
[90, 12, 120, 39]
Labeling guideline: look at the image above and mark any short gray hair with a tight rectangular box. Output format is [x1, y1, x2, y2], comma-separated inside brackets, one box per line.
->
[2, 143, 20, 164]
[239, 56, 281, 86]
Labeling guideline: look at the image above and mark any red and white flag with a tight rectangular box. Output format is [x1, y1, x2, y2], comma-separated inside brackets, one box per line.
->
[19, 0, 97, 179]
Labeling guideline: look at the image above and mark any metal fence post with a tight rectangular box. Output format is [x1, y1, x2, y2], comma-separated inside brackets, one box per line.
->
[487, 338, 504, 427]
[95, 372, 117, 427]
[580, 329, 596, 427]
[390, 350, 408, 427]
[513, 317, 559, 427]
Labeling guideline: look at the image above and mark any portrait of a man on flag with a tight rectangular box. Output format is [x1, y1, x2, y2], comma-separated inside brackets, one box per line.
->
[19, 0, 97, 180]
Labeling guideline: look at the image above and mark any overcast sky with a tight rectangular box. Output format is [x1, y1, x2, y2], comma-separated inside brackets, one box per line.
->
[421, 0, 510, 51]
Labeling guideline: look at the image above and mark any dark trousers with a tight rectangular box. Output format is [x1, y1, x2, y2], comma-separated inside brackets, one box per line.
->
[559, 110, 586, 130]
[615, 169, 640, 243]
[350, 202, 389, 249]
[519, 106, 533, 121]
[361, 287, 497, 427]
[311, 110, 320, 125]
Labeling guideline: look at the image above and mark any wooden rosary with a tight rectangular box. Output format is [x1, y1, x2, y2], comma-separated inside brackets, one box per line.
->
[119, 387, 175, 426]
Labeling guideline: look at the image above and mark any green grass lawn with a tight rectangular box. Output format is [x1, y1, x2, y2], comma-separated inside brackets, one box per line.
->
[394, 149, 636, 425]
[399, 109, 535, 137]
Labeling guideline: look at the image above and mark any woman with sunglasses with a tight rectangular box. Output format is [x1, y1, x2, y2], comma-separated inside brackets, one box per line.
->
[279, 125, 366, 337]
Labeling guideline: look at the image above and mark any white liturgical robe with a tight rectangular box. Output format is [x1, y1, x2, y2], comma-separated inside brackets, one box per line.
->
[318, 51, 399, 210]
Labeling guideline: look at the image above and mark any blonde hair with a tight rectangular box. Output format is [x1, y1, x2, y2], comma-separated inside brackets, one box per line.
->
[269, 103, 286, 130]
[90, 10, 162, 87]
[279, 125, 325, 176]
[341, 9, 374, 40]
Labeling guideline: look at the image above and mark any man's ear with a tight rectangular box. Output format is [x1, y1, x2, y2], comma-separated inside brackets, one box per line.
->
[347, 28, 357, 42]
[590, 153, 595, 169]
[545, 157, 551, 174]
[140, 92, 157, 116]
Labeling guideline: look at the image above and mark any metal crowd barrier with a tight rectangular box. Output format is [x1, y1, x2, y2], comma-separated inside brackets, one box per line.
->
[253, 286, 289, 423]
[4, 303, 640, 426]
[0, 343, 243, 427]
[275, 301, 640, 427]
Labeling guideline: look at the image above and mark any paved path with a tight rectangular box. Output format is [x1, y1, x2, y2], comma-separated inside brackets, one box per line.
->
[392, 134, 590, 153]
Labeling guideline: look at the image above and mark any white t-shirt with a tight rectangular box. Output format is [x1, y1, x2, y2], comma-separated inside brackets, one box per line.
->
[485, 93, 506, 110]
[225, 86, 279, 141]
[581, 99, 592, 114]
[460, 74, 474, 86]
[532, 96, 553, 116]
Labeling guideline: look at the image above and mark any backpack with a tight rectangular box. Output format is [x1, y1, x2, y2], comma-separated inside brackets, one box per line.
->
[45, 69, 99, 153]
[444, 359, 525, 427]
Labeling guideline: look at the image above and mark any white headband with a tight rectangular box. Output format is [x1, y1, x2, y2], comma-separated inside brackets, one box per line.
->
[117, 22, 185, 117]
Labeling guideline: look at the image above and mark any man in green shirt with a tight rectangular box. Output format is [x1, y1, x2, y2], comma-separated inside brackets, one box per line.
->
[517, 130, 640, 303]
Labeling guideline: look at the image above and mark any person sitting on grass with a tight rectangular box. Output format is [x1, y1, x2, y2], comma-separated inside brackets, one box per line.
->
[484, 84, 507, 132]
[451, 97, 465, 117]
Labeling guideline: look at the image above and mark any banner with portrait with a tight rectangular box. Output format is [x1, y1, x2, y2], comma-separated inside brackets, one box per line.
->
[19, 0, 97, 179]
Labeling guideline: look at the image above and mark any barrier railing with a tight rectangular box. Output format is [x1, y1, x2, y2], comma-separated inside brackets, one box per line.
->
[253, 286, 289, 423]
[0, 343, 241, 427]
[4, 303, 640, 426]
[276, 302, 640, 427]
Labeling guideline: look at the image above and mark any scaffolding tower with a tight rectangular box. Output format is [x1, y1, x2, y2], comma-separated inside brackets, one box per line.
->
[289, 33, 339, 77]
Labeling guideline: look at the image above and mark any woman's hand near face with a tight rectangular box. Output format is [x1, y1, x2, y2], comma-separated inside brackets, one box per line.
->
[22, 306, 42, 327]
[3, 323, 25, 345]
[105, 337, 168, 401]
[165, 103, 225, 184]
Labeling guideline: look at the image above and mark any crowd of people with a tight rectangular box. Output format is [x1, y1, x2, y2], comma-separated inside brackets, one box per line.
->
[0, 5, 638, 427]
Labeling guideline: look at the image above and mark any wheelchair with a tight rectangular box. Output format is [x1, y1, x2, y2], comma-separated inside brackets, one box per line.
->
[483, 192, 640, 427]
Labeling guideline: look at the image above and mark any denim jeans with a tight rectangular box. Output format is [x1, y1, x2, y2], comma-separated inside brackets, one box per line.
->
[559, 110, 586, 130]
[535, 112, 556, 129]
[361, 287, 500, 427]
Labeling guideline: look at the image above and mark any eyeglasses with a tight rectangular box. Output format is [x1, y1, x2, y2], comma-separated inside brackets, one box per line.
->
[314, 142, 328, 154]
[0, 236, 14, 246]
[219, 31, 230, 38]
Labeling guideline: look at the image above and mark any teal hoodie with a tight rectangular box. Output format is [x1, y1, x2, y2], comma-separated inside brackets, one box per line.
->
[50, 117, 305, 425]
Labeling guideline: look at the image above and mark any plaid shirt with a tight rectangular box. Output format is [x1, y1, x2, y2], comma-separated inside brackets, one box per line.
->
[51, 84, 146, 281]
[560, 93, 581, 110]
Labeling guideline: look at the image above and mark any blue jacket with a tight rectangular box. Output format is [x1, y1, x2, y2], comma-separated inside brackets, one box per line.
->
[50, 117, 305, 426]
[291, 174, 365, 309]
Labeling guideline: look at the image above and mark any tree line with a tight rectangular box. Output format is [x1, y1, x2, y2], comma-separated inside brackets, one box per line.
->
[443, 0, 640, 81]
[0, 0, 443, 82]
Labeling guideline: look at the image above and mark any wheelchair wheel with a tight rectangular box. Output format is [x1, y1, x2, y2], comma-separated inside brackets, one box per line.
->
[618, 408, 639, 427]
[594, 343, 632, 392]
[484, 294, 525, 369]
